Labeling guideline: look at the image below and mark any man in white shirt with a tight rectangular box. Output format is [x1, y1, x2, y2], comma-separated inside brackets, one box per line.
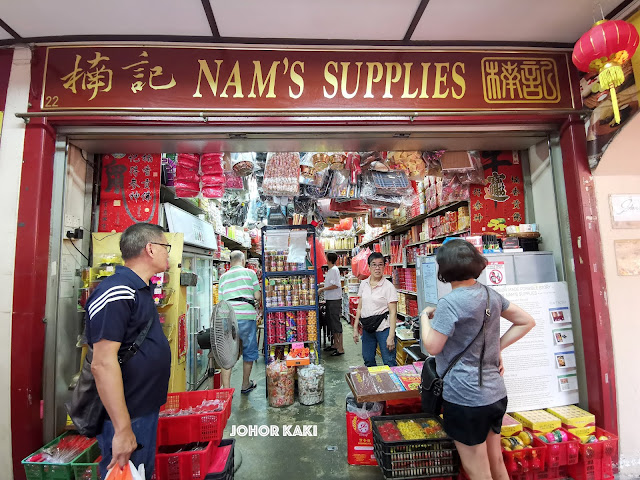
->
[319, 252, 344, 355]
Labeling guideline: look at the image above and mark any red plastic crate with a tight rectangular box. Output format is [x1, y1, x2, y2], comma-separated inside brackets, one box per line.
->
[527, 428, 579, 467]
[158, 389, 234, 446]
[567, 428, 618, 480]
[503, 436, 548, 478]
[155, 440, 217, 480]
[205, 439, 235, 480]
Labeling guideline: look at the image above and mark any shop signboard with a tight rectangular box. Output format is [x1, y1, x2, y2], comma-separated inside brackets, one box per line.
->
[36, 46, 578, 113]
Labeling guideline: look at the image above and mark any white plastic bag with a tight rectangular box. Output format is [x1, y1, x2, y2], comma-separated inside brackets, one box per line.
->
[104, 460, 145, 480]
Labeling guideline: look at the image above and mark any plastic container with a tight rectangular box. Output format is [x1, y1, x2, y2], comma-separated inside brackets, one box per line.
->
[531, 428, 579, 467]
[298, 365, 324, 405]
[567, 428, 618, 480]
[22, 432, 96, 480]
[502, 436, 547, 477]
[156, 440, 217, 480]
[157, 389, 234, 446]
[205, 439, 235, 480]
[371, 413, 459, 479]
[70, 442, 101, 480]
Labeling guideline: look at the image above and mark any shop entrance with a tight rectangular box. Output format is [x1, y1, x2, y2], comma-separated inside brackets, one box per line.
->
[36, 122, 587, 478]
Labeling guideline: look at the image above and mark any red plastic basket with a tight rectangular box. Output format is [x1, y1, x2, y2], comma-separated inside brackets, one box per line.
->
[205, 439, 235, 480]
[567, 428, 618, 480]
[503, 436, 548, 478]
[158, 389, 234, 446]
[155, 440, 217, 480]
[527, 428, 579, 467]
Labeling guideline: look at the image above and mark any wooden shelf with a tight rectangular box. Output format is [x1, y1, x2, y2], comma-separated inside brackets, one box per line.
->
[397, 289, 418, 295]
[358, 201, 468, 249]
[160, 185, 205, 217]
[221, 234, 249, 250]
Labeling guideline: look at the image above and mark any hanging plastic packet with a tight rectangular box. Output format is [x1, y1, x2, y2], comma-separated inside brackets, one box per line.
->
[287, 230, 308, 264]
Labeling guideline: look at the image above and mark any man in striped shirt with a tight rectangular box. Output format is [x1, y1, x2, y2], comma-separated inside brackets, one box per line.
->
[219, 250, 262, 394]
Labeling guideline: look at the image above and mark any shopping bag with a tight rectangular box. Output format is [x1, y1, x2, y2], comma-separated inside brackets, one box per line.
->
[105, 460, 145, 480]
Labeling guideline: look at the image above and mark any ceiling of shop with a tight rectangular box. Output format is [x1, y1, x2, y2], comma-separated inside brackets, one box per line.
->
[62, 125, 553, 154]
[0, 0, 637, 47]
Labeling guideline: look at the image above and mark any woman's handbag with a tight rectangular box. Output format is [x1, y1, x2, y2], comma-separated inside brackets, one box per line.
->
[65, 317, 154, 437]
[359, 312, 388, 333]
[419, 285, 491, 415]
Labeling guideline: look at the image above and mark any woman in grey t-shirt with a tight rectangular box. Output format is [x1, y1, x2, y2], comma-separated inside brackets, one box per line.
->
[420, 239, 535, 480]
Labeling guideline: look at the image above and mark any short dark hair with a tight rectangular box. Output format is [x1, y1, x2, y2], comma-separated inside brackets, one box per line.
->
[120, 223, 165, 261]
[435, 239, 487, 283]
[368, 252, 385, 265]
[327, 252, 338, 264]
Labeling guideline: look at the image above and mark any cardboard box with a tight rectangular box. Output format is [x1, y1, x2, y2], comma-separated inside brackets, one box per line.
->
[511, 410, 562, 433]
[501, 414, 523, 437]
[546, 405, 596, 436]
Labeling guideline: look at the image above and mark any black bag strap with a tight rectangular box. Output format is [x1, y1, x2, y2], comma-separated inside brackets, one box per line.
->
[441, 284, 491, 383]
[229, 297, 256, 308]
[118, 316, 155, 365]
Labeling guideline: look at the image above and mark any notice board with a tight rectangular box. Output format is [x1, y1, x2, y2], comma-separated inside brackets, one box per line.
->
[492, 282, 579, 412]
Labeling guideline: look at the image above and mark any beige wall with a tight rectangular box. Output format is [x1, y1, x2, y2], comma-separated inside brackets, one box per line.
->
[593, 112, 640, 474]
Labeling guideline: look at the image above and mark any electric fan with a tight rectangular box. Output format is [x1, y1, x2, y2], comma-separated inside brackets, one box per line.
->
[197, 300, 239, 370]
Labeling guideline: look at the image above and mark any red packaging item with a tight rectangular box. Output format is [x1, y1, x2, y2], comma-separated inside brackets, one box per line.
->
[177, 153, 200, 169]
[174, 181, 200, 198]
[205, 439, 235, 479]
[202, 186, 225, 198]
[201, 162, 224, 175]
[176, 164, 200, 183]
[201, 174, 225, 187]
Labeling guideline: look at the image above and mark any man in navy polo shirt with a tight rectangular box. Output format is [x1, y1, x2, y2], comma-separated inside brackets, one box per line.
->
[87, 223, 171, 479]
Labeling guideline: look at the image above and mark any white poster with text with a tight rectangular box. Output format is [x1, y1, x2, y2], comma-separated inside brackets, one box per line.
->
[492, 282, 580, 412]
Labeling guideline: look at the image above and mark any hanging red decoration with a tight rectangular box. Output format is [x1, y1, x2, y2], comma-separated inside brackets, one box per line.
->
[572, 19, 639, 124]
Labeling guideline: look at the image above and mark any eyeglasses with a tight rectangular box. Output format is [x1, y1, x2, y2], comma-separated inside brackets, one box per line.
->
[370, 263, 385, 268]
[150, 242, 172, 253]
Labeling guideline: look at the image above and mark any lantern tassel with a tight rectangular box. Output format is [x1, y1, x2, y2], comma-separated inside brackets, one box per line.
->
[599, 65, 624, 125]
[598, 65, 624, 90]
[609, 86, 621, 124]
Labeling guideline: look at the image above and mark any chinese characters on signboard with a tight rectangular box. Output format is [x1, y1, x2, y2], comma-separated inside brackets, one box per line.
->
[40, 46, 578, 113]
[98, 153, 161, 232]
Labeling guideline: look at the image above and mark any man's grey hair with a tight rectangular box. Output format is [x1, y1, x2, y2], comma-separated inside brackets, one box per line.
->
[120, 223, 165, 261]
[230, 250, 245, 265]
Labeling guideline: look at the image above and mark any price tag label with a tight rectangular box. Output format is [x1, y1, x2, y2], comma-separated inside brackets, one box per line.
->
[292, 342, 304, 350]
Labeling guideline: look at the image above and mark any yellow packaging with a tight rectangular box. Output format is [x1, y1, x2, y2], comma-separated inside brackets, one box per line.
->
[511, 410, 562, 433]
[545, 405, 596, 436]
[501, 414, 523, 437]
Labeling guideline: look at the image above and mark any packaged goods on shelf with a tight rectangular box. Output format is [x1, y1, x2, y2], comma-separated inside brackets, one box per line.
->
[501, 414, 523, 437]
[264, 276, 316, 309]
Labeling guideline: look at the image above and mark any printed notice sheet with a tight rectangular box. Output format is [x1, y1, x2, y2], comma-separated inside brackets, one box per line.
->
[492, 282, 579, 412]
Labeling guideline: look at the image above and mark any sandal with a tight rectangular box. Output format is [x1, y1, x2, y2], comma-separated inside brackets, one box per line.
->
[241, 380, 257, 394]
[331, 351, 345, 356]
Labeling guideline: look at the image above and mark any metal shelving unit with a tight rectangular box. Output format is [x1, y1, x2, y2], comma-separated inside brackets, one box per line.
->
[261, 225, 321, 366]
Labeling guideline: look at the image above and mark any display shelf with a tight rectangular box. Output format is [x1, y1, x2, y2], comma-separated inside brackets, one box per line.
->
[264, 305, 317, 313]
[358, 200, 468, 249]
[261, 225, 321, 376]
[345, 373, 420, 403]
[325, 249, 353, 253]
[338, 265, 350, 269]
[390, 263, 403, 267]
[221, 234, 249, 250]
[397, 289, 417, 295]
[213, 258, 229, 263]
[264, 270, 315, 277]
[428, 228, 470, 242]
[160, 185, 205, 217]
[270, 340, 317, 347]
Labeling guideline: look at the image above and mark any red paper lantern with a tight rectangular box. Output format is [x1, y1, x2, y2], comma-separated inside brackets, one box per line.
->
[572, 19, 639, 123]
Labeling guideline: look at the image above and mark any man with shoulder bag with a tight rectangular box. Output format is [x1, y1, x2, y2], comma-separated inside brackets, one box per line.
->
[67, 223, 172, 480]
